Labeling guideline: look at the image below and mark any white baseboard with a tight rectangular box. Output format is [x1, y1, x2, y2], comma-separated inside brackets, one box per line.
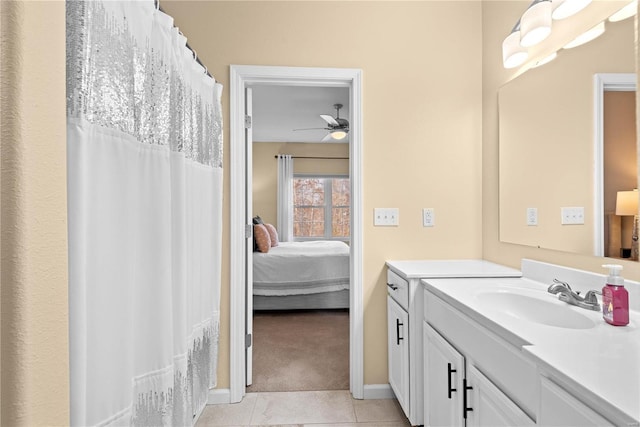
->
[207, 388, 231, 405]
[363, 384, 395, 400]
[207, 385, 392, 404]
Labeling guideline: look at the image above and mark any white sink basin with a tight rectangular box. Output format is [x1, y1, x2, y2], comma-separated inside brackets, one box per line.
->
[474, 289, 598, 330]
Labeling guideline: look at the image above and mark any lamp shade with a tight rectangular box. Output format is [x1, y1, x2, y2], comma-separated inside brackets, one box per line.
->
[552, 0, 592, 20]
[609, 0, 637, 22]
[563, 21, 605, 49]
[520, 0, 552, 47]
[502, 25, 528, 69]
[616, 190, 638, 216]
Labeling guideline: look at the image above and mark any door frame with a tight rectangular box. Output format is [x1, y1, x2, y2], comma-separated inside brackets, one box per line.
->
[593, 73, 636, 256]
[229, 65, 364, 402]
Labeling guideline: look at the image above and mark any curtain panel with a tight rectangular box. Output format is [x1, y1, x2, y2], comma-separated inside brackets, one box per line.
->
[67, 1, 223, 425]
[277, 155, 294, 242]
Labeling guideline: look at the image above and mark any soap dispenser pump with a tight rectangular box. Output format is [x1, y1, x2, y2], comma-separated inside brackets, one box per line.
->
[602, 264, 629, 326]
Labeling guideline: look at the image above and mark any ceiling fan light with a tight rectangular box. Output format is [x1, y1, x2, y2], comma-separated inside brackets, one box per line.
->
[520, 0, 552, 47]
[608, 0, 637, 22]
[502, 27, 528, 69]
[330, 130, 347, 140]
[563, 21, 605, 49]
[552, 0, 592, 20]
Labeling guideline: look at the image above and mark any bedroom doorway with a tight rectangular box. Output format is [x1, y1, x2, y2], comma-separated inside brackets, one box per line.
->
[229, 65, 363, 403]
[250, 85, 351, 392]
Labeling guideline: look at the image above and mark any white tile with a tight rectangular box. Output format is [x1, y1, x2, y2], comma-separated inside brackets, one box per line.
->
[352, 399, 407, 423]
[196, 393, 258, 426]
[250, 390, 356, 425]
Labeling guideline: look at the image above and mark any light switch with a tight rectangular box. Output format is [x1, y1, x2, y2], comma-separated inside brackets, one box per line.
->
[561, 207, 585, 225]
[374, 208, 399, 226]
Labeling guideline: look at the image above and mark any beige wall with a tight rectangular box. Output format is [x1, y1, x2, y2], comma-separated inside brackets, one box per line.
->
[165, 0, 484, 387]
[0, 1, 69, 425]
[253, 142, 349, 226]
[482, 2, 640, 279]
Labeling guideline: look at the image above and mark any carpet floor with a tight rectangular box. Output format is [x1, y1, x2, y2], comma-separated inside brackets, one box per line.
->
[248, 309, 349, 393]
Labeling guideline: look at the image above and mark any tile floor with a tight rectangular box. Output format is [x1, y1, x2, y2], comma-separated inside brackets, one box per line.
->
[196, 390, 411, 427]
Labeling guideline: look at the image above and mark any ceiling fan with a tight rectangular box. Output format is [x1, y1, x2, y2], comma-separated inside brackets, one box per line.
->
[294, 103, 349, 141]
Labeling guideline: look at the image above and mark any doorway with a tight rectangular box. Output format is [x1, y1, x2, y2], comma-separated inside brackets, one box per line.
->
[229, 65, 363, 403]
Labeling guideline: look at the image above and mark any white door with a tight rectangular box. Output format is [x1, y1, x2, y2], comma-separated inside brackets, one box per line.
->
[387, 296, 409, 415]
[424, 322, 464, 427]
[466, 364, 534, 427]
[245, 87, 253, 386]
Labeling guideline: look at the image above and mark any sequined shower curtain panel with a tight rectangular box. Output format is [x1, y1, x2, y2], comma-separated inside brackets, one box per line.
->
[67, 1, 223, 425]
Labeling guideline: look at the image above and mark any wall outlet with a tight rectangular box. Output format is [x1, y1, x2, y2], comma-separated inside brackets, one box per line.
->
[561, 207, 585, 225]
[423, 208, 435, 227]
[374, 208, 399, 226]
[527, 207, 538, 226]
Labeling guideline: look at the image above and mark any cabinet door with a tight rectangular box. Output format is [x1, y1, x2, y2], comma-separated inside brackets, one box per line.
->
[465, 364, 534, 427]
[388, 296, 410, 415]
[423, 322, 465, 427]
[539, 376, 614, 427]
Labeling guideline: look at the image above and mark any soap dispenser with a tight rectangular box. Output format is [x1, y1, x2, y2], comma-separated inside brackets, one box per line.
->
[602, 264, 629, 326]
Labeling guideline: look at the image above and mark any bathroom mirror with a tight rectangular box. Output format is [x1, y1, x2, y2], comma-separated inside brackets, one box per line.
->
[499, 16, 635, 257]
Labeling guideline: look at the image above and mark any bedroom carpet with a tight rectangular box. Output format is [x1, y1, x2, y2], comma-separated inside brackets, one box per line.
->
[248, 309, 349, 393]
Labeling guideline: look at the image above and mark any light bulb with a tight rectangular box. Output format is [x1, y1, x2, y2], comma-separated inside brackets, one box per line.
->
[502, 30, 528, 69]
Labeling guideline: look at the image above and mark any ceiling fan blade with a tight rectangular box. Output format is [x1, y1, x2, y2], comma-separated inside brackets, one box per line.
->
[293, 127, 329, 131]
[320, 114, 339, 126]
[321, 133, 334, 142]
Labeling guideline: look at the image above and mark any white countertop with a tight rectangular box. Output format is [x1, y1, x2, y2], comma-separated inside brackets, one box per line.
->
[386, 259, 522, 279]
[423, 276, 640, 425]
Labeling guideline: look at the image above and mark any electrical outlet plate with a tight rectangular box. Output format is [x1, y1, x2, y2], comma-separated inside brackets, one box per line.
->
[561, 207, 585, 225]
[527, 207, 538, 226]
[374, 208, 399, 226]
[423, 208, 435, 227]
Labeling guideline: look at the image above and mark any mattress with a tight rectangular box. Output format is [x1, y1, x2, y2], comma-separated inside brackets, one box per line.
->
[253, 240, 350, 296]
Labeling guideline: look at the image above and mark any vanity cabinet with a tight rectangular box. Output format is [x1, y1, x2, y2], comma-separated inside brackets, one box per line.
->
[538, 377, 614, 427]
[387, 295, 409, 415]
[423, 321, 534, 427]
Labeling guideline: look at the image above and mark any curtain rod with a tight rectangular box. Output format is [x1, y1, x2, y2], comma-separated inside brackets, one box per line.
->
[274, 155, 349, 160]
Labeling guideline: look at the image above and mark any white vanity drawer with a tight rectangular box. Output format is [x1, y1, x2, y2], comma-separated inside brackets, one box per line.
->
[387, 269, 409, 311]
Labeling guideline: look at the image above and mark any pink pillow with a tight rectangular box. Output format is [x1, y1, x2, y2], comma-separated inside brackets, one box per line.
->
[264, 223, 279, 247]
[254, 224, 271, 253]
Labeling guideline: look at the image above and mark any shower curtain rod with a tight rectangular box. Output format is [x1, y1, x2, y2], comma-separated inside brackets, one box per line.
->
[156, 1, 212, 78]
[274, 155, 349, 160]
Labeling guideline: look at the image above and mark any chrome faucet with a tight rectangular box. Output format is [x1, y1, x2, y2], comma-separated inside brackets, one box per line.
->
[547, 279, 601, 311]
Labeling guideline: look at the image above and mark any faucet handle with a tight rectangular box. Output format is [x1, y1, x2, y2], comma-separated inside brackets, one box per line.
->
[584, 290, 602, 304]
[552, 278, 572, 291]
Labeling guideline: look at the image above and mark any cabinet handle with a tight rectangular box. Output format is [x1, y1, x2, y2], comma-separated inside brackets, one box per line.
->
[387, 282, 398, 291]
[447, 363, 457, 399]
[463, 378, 473, 419]
[396, 319, 404, 345]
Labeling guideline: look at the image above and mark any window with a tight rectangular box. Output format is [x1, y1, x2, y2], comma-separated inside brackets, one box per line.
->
[293, 176, 350, 240]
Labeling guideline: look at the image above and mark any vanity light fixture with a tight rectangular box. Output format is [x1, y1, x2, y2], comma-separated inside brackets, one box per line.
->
[563, 21, 605, 49]
[552, 0, 592, 20]
[608, 0, 637, 22]
[502, 21, 529, 69]
[520, 0, 553, 47]
[533, 52, 558, 68]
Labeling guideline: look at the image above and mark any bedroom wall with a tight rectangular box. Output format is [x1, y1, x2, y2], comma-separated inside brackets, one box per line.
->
[252, 142, 349, 226]
[482, 2, 640, 278]
[165, 0, 483, 388]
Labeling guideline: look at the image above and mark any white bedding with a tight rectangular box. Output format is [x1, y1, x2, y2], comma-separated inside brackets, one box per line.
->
[253, 240, 350, 296]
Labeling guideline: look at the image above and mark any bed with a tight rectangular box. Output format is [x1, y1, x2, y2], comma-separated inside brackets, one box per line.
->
[252, 240, 350, 310]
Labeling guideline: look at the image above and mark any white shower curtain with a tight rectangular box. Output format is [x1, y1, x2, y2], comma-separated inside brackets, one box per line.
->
[67, 1, 223, 426]
[277, 155, 294, 241]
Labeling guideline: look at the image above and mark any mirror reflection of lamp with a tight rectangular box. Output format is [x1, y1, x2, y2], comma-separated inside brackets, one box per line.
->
[615, 189, 638, 260]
